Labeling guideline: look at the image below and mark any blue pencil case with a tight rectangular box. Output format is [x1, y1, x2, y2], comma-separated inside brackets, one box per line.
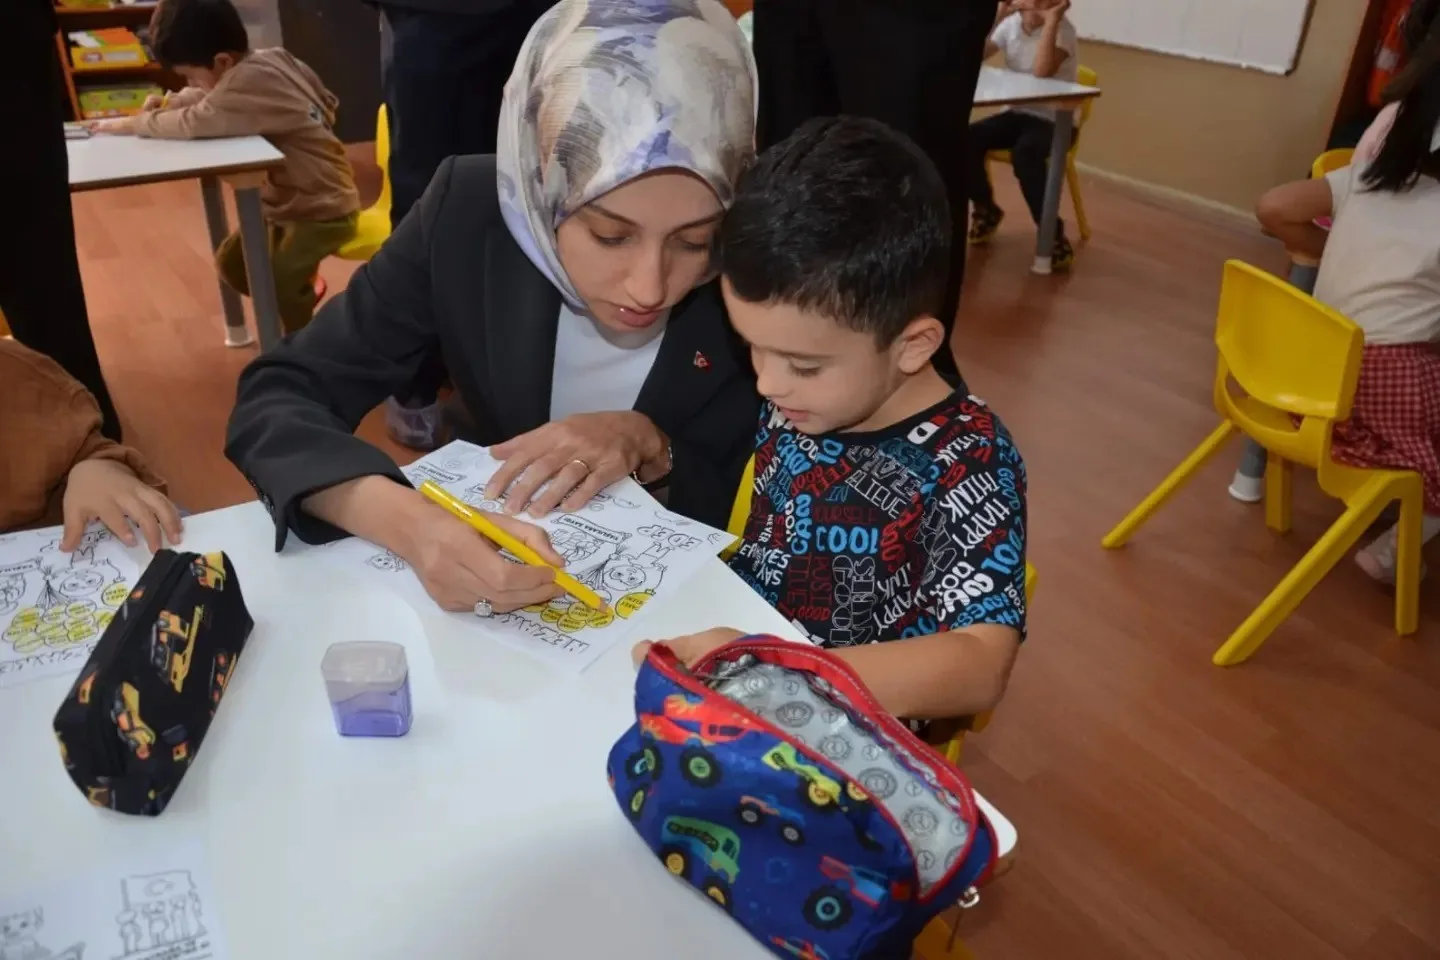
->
[607, 636, 997, 960]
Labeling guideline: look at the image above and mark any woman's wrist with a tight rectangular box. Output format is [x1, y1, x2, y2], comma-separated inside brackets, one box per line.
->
[302, 475, 429, 555]
[630, 414, 672, 485]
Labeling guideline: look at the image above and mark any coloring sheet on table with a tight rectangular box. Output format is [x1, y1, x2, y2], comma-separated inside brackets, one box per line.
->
[0, 841, 226, 960]
[318, 441, 737, 673]
[0, 526, 140, 690]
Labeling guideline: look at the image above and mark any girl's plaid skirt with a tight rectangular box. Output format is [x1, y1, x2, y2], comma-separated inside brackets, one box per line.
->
[1330, 343, 1440, 515]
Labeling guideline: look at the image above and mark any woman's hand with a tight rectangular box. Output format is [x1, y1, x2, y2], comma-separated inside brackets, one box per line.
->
[62, 460, 183, 552]
[300, 475, 564, 614]
[400, 504, 566, 613]
[631, 627, 745, 670]
[486, 411, 669, 517]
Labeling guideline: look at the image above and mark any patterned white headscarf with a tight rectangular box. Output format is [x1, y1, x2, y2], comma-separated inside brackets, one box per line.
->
[497, 0, 757, 310]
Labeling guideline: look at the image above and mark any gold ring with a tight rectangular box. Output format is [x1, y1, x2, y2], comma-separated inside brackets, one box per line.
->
[570, 458, 592, 474]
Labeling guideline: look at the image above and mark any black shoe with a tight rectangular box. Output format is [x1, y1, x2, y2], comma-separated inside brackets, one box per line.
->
[1051, 233, 1074, 271]
[968, 203, 1005, 245]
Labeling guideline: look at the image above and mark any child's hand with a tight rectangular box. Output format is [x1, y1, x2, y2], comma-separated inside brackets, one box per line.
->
[89, 117, 137, 135]
[1042, 0, 1071, 23]
[140, 95, 165, 113]
[62, 460, 183, 552]
[631, 627, 746, 670]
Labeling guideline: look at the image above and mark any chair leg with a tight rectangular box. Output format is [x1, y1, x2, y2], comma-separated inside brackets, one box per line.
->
[913, 910, 980, 960]
[1067, 161, 1091, 241]
[1102, 422, 1236, 548]
[1213, 485, 1392, 665]
[1264, 454, 1293, 535]
[1394, 484, 1423, 635]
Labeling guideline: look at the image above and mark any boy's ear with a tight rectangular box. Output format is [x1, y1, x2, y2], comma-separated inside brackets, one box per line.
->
[213, 52, 237, 73]
[894, 315, 947, 374]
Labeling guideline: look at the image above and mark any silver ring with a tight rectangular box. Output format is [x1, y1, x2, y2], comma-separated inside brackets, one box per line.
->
[570, 458, 592, 474]
[473, 599, 493, 618]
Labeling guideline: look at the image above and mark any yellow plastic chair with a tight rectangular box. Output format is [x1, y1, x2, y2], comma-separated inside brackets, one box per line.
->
[1101, 260, 1423, 666]
[335, 105, 392, 261]
[1312, 148, 1354, 178]
[986, 64, 1097, 241]
[0, 307, 9, 337]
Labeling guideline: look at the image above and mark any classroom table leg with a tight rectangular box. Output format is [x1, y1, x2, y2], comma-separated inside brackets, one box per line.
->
[199, 176, 255, 348]
[1031, 109, 1075, 276]
[233, 184, 284, 352]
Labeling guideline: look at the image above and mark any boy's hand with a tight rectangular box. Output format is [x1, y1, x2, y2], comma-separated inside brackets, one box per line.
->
[62, 460, 183, 552]
[89, 117, 137, 135]
[631, 627, 746, 670]
[140, 95, 165, 113]
[1042, 0, 1071, 23]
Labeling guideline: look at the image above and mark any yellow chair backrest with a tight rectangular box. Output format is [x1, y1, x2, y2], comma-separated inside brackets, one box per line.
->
[375, 104, 392, 215]
[1212, 260, 1363, 474]
[1075, 65, 1098, 133]
[1312, 148, 1353, 179]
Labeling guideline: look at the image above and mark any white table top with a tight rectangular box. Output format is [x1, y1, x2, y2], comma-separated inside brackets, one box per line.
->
[0, 502, 1014, 958]
[974, 65, 1100, 107]
[67, 134, 283, 192]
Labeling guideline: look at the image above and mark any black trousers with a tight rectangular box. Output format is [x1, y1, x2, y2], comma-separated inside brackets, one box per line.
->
[378, 1, 549, 403]
[966, 110, 1062, 232]
[1, 4, 121, 439]
[753, 0, 998, 365]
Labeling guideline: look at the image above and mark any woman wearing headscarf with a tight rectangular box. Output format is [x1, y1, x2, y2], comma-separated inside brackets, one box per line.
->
[226, 0, 758, 616]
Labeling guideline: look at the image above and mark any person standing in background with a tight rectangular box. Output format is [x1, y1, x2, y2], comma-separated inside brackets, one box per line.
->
[1, 0, 123, 441]
[751, 0, 1000, 379]
[372, 0, 554, 448]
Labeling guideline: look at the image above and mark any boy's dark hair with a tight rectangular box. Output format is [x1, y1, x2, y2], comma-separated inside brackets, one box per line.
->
[1367, 12, 1440, 191]
[718, 116, 951, 346]
[149, 0, 250, 69]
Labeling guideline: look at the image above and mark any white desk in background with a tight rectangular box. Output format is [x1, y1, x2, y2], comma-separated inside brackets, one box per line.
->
[67, 134, 286, 350]
[0, 502, 1015, 958]
[974, 66, 1101, 275]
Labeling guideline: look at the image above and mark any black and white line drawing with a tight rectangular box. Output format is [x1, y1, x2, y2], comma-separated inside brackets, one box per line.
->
[0, 907, 84, 960]
[364, 551, 408, 573]
[114, 871, 205, 958]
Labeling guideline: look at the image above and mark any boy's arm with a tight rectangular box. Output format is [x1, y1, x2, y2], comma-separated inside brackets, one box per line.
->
[831, 625, 1020, 718]
[133, 73, 272, 139]
[1255, 177, 1334, 261]
[1032, 1, 1074, 78]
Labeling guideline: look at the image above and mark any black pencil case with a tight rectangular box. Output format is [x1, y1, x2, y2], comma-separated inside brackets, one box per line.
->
[53, 549, 253, 816]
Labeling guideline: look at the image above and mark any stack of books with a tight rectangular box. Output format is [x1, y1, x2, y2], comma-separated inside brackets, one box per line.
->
[68, 27, 149, 70]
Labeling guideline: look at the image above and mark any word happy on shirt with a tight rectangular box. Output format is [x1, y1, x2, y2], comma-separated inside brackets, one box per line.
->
[729, 390, 1028, 648]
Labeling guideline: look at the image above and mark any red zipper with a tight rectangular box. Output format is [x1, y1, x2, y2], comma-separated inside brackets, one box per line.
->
[645, 636, 992, 903]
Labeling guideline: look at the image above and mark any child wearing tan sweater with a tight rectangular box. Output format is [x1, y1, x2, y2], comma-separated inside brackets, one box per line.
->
[92, 0, 360, 334]
[0, 339, 181, 551]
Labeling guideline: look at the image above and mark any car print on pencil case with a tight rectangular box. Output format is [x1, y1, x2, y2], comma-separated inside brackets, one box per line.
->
[770, 936, 830, 960]
[149, 606, 202, 693]
[736, 794, 806, 845]
[190, 553, 226, 590]
[209, 649, 237, 712]
[761, 743, 869, 812]
[659, 816, 740, 913]
[111, 682, 155, 760]
[636, 693, 764, 788]
[803, 856, 911, 932]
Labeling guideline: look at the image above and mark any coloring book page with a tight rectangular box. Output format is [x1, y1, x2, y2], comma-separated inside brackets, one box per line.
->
[0, 841, 227, 960]
[0, 526, 141, 690]
[317, 441, 736, 673]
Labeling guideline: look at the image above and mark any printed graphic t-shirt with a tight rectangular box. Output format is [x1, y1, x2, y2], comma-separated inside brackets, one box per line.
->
[728, 389, 1028, 647]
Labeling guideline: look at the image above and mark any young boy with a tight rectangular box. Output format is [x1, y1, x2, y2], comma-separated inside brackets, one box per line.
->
[1, 339, 182, 551]
[638, 117, 1028, 721]
[91, 0, 359, 335]
[966, 0, 1079, 270]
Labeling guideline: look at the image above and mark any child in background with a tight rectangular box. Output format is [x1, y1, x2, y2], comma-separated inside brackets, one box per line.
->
[91, 0, 359, 335]
[0, 339, 182, 550]
[636, 118, 1028, 721]
[965, 0, 1079, 270]
[1249, 34, 1440, 583]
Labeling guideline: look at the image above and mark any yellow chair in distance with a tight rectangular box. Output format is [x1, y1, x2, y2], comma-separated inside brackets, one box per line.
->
[1101, 260, 1423, 666]
[335, 105, 392, 262]
[986, 64, 1098, 241]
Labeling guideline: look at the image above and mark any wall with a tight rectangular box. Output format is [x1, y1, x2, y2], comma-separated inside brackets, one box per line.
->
[1076, 0, 1370, 211]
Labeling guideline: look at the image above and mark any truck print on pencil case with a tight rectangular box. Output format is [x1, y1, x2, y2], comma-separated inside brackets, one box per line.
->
[0, 908, 84, 960]
[114, 870, 207, 958]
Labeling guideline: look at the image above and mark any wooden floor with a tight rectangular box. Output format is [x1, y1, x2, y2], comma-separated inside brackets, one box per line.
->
[71, 158, 1439, 960]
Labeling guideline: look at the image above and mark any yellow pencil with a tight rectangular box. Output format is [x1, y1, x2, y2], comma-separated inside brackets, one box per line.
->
[418, 480, 607, 612]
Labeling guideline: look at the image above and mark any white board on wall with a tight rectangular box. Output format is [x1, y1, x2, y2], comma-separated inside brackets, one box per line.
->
[1072, 0, 1314, 76]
